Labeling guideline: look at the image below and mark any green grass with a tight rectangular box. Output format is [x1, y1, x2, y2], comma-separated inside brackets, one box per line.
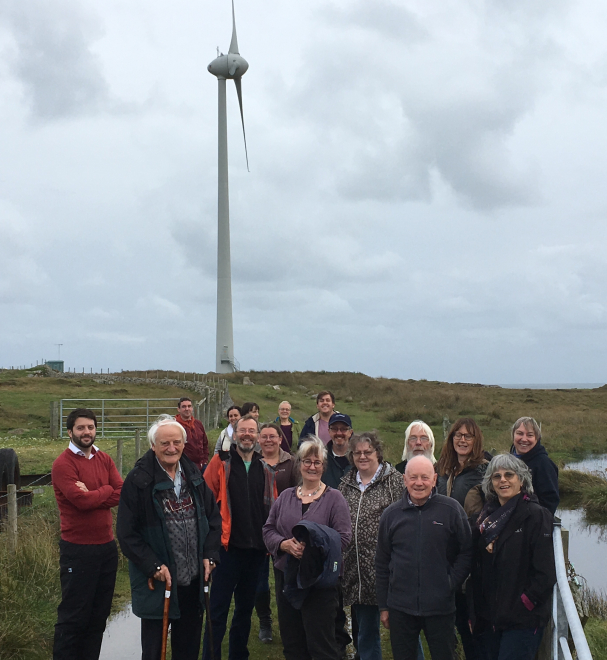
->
[586, 618, 607, 659]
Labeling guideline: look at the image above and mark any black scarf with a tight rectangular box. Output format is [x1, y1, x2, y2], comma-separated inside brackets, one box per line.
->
[476, 493, 527, 550]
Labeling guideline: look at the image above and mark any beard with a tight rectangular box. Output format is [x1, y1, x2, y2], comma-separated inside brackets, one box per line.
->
[405, 448, 433, 463]
[237, 439, 255, 455]
[71, 431, 96, 450]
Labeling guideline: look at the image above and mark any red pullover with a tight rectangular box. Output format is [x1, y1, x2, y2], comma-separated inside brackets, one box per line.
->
[176, 415, 209, 469]
[52, 448, 123, 544]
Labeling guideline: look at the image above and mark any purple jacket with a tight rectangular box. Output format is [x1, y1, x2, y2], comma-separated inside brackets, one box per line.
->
[263, 486, 352, 572]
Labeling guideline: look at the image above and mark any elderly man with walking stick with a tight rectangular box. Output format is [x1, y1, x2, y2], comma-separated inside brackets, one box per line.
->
[117, 415, 222, 660]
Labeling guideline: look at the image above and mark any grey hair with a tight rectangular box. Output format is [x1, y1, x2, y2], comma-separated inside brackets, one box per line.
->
[148, 414, 187, 447]
[402, 420, 436, 464]
[511, 417, 541, 443]
[296, 436, 328, 471]
[482, 454, 534, 501]
[348, 431, 384, 465]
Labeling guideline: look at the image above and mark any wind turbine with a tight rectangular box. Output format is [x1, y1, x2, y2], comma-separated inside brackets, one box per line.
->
[208, 0, 249, 374]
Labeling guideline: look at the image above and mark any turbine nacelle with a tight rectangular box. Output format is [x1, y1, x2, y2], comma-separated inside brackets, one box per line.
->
[208, 53, 249, 80]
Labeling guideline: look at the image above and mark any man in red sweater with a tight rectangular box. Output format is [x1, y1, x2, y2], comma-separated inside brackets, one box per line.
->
[176, 396, 209, 471]
[51, 408, 123, 660]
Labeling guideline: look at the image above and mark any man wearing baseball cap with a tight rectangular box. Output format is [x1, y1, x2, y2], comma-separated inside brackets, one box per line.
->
[322, 413, 354, 489]
[321, 412, 355, 658]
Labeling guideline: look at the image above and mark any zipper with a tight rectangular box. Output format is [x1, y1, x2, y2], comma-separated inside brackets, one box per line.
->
[354, 489, 364, 603]
[416, 508, 422, 614]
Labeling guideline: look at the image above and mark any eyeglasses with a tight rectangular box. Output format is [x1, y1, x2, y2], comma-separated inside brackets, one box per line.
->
[491, 471, 517, 481]
[454, 433, 474, 441]
[352, 450, 376, 458]
[409, 435, 429, 443]
[302, 459, 323, 468]
[260, 435, 280, 441]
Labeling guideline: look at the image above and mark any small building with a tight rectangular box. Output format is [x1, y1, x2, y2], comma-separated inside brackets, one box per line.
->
[46, 360, 64, 373]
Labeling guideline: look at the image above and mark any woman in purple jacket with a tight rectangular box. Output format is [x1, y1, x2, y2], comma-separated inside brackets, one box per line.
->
[263, 436, 352, 660]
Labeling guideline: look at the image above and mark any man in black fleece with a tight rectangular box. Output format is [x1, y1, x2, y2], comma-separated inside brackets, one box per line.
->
[376, 456, 472, 660]
[202, 415, 275, 660]
[509, 416, 559, 514]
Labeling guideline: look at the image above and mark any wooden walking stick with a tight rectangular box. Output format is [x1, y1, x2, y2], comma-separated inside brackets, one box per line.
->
[148, 576, 172, 660]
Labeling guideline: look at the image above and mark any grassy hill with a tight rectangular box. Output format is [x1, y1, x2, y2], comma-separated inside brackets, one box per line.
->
[2, 367, 607, 472]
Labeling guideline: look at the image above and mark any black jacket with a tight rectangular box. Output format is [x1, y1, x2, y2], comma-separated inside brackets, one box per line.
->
[225, 446, 268, 551]
[437, 462, 488, 508]
[116, 450, 222, 619]
[510, 442, 559, 514]
[469, 494, 555, 632]
[375, 491, 472, 617]
[322, 440, 352, 489]
[284, 521, 342, 609]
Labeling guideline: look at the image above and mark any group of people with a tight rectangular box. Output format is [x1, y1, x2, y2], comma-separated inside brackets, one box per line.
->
[50, 390, 560, 660]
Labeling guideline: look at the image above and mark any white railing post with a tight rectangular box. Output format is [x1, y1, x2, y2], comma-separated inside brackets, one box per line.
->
[552, 523, 593, 660]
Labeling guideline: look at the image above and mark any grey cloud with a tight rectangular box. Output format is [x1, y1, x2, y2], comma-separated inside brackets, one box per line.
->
[322, 0, 428, 43]
[1, 0, 109, 119]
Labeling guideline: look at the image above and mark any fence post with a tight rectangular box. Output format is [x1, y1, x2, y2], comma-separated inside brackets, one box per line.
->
[7, 484, 17, 553]
[116, 438, 124, 476]
[50, 401, 59, 438]
[443, 416, 450, 442]
[134, 429, 141, 462]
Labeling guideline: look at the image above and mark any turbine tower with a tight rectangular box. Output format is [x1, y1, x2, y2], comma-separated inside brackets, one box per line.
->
[208, 0, 249, 373]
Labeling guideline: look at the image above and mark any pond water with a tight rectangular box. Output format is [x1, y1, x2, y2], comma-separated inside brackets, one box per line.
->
[559, 453, 607, 592]
[564, 453, 607, 475]
[99, 604, 140, 660]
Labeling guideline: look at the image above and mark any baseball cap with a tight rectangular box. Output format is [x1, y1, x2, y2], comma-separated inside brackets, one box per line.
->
[329, 413, 352, 428]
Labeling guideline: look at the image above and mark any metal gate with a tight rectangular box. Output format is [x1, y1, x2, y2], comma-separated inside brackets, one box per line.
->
[59, 398, 181, 438]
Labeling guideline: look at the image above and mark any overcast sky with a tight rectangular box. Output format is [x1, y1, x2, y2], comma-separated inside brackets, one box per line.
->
[1, 0, 607, 384]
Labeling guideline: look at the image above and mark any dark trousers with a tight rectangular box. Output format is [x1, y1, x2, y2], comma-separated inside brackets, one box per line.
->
[202, 546, 266, 660]
[275, 567, 340, 660]
[388, 608, 456, 660]
[141, 577, 202, 660]
[255, 554, 272, 627]
[53, 539, 118, 660]
[455, 591, 478, 660]
[336, 580, 352, 655]
[476, 627, 544, 660]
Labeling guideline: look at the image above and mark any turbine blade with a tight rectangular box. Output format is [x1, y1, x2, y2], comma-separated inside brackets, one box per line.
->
[228, 0, 239, 54]
[234, 77, 249, 172]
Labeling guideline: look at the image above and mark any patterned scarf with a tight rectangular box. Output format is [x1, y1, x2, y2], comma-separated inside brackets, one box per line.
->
[476, 493, 526, 553]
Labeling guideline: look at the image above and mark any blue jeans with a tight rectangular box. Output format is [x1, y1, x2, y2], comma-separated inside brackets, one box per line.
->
[351, 605, 382, 660]
[202, 546, 266, 660]
[476, 627, 544, 660]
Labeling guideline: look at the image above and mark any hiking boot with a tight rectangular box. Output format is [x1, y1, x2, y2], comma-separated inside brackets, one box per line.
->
[255, 590, 273, 643]
[258, 625, 273, 643]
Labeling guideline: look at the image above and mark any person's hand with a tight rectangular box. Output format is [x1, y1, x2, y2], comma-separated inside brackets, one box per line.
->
[153, 564, 172, 589]
[75, 481, 89, 492]
[203, 559, 216, 582]
[380, 611, 390, 629]
[280, 538, 306, 558]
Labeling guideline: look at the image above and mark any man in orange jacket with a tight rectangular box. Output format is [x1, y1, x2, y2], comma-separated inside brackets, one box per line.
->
[202, 415, 277, 660]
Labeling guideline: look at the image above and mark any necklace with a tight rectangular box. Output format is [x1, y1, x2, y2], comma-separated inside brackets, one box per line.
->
[298, 484, 323, 498]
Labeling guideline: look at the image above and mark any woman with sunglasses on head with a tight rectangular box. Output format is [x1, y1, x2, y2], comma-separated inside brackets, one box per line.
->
[339, 432, 406, 660]
[436, 418, 489, 660]
[469, 454, 555, 660]
[263, 436, 352, 660]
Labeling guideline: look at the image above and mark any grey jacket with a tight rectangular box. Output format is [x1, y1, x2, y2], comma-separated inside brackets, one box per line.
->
[376, 491, 472, 616]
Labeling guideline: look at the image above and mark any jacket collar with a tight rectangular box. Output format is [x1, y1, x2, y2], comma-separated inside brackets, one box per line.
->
[132, 448, 202, 488]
